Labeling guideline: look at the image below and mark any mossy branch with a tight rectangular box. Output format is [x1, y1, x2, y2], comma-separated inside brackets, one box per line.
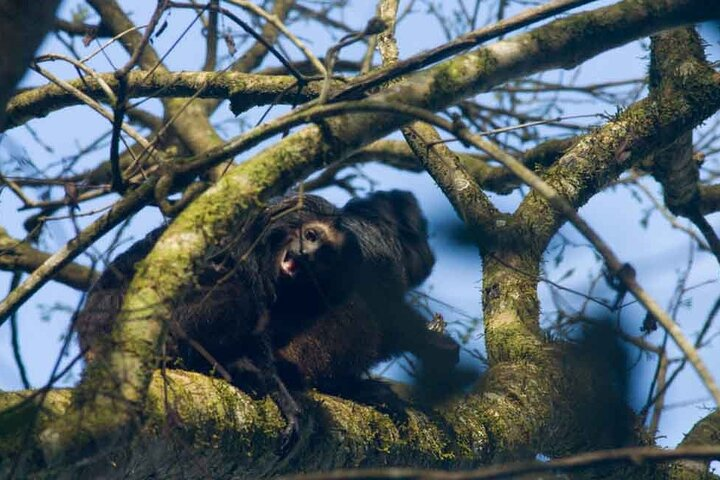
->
[4, 71, 329, 132]
[0, 354, 637, 479]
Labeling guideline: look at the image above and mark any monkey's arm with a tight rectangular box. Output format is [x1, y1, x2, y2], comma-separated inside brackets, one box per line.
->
[379, 300, 460, 376]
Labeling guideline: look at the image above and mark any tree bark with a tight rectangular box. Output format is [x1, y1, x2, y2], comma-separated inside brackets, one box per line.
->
[0, 0, 61, 128]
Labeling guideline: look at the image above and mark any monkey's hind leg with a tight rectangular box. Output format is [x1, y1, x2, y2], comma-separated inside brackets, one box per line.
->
[227, 334, 305, 455]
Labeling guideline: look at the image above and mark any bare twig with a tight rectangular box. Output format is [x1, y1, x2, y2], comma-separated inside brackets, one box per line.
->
[116, 0, 170, 77]
[225, 0, 325, 75]
[8, 273, 31, 389]
[318, 17, 387, 103]
[35, 53, 117, 104]
[632, 180, 710, 249]
[29, 64, 152, 150]
[80, 24, 149, 64]
[642, 292, 720, 416]
[169, 1, 306, 82]
[332, 0, 599, 101]
[0, 181, 154, 325]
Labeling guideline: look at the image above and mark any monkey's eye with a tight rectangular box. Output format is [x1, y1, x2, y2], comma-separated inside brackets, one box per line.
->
[304, 229, 319, 243]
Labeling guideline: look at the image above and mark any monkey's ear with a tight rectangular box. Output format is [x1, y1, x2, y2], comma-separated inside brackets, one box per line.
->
[344, 190, 435, 287]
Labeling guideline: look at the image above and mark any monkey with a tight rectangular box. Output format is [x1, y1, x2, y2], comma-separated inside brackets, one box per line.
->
[76, 194, 361, 447]
[75, 190, 459, 447]
[270, 191, 460, 400]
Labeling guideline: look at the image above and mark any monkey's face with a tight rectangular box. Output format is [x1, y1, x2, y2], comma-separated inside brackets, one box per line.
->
[268, 217, 362, 310]
[277, 221, 345, 280]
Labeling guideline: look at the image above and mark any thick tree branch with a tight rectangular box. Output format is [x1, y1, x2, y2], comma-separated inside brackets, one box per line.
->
[402, 123, 501, 232]
[682, 409, 720, 447]
[4, 70, 329, 131]
[0, 370, 484, 477]
[53, 18, 112, 38]
[674, 409, 720, 477]
[331, 0, 599, 102]
[0, 352, 639, 478]
[649, 27, 720, 264]
[0, 0, 61, 129]
[515, 59, 720, 258]
[371, 0, 501, 241]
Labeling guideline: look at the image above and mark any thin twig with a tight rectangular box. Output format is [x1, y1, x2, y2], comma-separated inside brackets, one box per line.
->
[116, 0, 170, 77]
[35, 53, 117, 104]
[8, 273, 31, 389]
[225, 0, 326, 75]
[642, 292, 720, 416]
[29, 64, 151, 151]
[332, 0, 600, 101]
[80, 24, 149, 64]
[169, 1, 307, 82]
[0, 172, 36, 207]
[0, 181, 155, 326]
[632, 180, 710, 249]
[318, 18, 387, 103]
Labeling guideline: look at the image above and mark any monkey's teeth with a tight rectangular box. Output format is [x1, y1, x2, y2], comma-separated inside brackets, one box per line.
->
[281, 256, 298, 276]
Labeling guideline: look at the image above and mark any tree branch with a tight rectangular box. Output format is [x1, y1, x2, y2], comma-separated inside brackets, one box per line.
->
[0, 182, 154, 326]
[4, 70, 329, 130]
[648, 27, 720, 264]
[0, 227, 96, 291]
[0, 0, 61, 128]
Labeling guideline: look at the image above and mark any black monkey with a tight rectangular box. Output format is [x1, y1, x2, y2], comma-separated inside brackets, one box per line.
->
[76, 194, 359, 446]
[273, 191, 459, 396]
[77, 194, 365, 360]
[75, 191, 459, 445]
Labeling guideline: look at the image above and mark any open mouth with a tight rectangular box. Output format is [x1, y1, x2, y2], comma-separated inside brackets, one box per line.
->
[280, 249, 299, 277]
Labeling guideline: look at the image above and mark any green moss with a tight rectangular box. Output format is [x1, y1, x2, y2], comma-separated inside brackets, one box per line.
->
[481, 249, 543, 363]
[142, 371, 283, 459]
[315, 393, 399, 446]
[427, 49, 498, 109]
[0, 391, 66, 453]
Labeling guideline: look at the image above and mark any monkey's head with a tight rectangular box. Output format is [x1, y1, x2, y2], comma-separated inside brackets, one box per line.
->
[277, 220, 347, 279]
[254, 195, 361, 308]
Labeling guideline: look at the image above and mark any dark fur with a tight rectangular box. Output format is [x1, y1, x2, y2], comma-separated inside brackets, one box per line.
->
[274, 191, 459, 392]
[76, 191, 458, 432]
[77, 195, 355, 367]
